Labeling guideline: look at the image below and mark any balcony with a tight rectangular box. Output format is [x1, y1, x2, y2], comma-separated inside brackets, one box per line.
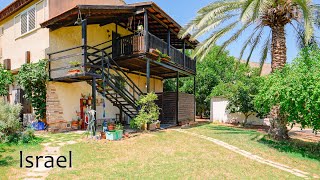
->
[114, 32, 196, 73]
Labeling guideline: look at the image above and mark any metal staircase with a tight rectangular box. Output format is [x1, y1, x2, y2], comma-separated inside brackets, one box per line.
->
[86, 41, 144, 119]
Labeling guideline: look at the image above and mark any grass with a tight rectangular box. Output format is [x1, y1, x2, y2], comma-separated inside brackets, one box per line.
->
[186, 123, 320, 177]
[0, 137, 43, 179]
[1, 125, 319, 179]
[46, 130, 299, 179]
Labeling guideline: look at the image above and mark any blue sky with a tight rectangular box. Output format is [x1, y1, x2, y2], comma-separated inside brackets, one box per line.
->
[1, 0, 319, 63]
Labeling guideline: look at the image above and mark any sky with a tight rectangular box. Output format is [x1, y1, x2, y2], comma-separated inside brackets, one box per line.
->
[1, 0, 319, 63]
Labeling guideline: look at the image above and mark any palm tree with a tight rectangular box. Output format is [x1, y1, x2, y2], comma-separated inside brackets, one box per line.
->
[180, 0, 319, 140]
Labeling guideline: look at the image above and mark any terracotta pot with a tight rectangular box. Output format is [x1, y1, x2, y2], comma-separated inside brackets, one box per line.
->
[148, 123, 157, 131]
[68, 69, 81, 75]
[141, 123, 147, 131]
[101, 132, 106, 139]
[156, 122, 161, 129]
[161, 57, 171, 63]
[108, 124, 115, 131]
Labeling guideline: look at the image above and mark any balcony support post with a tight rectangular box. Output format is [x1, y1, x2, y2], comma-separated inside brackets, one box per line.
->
[92, 76, 97, 134]
[146, 58, 150, 93]
[183, 40, 186, 68]
[144, 9, 149, 52]
[82, 19, 87, 72]
[176, 72, 179, 125]
[193, 75, 196, 122]
[167, 29, 170, 56]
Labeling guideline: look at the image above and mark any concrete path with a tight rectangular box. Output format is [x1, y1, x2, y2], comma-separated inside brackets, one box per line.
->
[175, 129, 313, 179]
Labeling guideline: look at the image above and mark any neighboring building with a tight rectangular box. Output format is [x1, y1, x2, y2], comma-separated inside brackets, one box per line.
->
[210, 61, 271, 125]
[0, 0, 198, 131]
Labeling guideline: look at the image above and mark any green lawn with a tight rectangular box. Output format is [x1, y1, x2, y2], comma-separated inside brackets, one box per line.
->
[1, 124, 319, 179]
[0, 139, 43, 179]
[186, 123, 320, 177]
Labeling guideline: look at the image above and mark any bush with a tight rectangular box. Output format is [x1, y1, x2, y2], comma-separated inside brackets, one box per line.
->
[131, 93, 160, 129]
[0, 99, 22, 142]
[16, 59, 48, 120]
[21, 127, 36, 143]
[0, 64, 13, 96]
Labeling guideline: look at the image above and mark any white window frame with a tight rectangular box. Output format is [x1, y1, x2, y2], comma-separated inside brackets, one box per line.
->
[19, 5, 37, 36]
[14, 0, 44, 38]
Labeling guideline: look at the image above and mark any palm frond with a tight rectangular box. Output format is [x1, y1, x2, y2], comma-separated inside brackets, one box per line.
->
[218, 22, 252, 55]
[193, 21, 238, 61]
[238, 26, 261, 61]
[245, 27, 264, 65]
[292, 0, 314, 44]
[259, 32, 271, 75]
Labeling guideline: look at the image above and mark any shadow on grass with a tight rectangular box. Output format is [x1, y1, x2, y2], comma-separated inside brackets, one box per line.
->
[0, 136, 44, 167]
[258, 136, 320, 161]
[199, 124, 258, 135]
[0, 147, 15, 167]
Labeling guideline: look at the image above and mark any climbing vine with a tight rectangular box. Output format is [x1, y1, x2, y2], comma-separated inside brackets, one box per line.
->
[0, 64, 13, 96]
[16, 60, 48, 120]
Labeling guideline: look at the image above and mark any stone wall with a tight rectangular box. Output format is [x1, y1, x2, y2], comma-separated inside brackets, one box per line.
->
[46, 83, 69, 132]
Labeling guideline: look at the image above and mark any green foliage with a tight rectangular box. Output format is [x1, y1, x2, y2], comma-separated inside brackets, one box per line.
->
[254, 47, 320, 132]
[131, 93, 160, 129]
[16, 60, 48, 120]
[226, 75, 261, 125]
[165, 46, 255, 117]
[0, 64, 13, 96]
[0, 99, 22, 142]
[115, 123, 123, 130]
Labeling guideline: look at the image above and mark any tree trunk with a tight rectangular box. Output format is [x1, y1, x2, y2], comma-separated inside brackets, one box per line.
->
[243, 114, 249, 127]
[270, 25, 289, 140]
[271, 25, 287, 71]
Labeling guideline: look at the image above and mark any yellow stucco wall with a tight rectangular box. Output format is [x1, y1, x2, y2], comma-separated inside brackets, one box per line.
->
[48, 23, 163, 123]
[0, 0, 49, 70]
[48, 81, 119, 123]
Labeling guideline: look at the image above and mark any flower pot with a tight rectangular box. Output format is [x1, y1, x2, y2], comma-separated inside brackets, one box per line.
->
[148, 123, 157, 131]
[161, 57, 171, 63]
[141, 123, 147, 131]
[68, 69, 81, 75]
[108, 124, 115, 131]
[116, 130, 123, 139]
[101, 132, 106, 139]
[156, 122, 161, 129]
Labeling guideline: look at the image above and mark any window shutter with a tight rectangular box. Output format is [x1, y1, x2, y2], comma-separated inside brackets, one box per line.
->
[28, 8, 36, 31]
[21, 12, 28, 34]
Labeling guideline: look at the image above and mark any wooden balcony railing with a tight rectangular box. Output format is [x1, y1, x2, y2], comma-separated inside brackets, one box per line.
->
[114, 32, 196, 72]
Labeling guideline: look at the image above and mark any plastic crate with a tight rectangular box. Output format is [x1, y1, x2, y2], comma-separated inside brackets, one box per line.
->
[116, 130, 123, 140]
[106, 131, 118, 140]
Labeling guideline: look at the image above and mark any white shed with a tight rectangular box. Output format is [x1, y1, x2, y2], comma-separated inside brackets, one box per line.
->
[210, 97, 269, 125]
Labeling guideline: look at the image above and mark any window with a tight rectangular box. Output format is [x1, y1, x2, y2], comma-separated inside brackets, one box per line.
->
[20, 7, 36, 35]
[0, 26, 3, 36]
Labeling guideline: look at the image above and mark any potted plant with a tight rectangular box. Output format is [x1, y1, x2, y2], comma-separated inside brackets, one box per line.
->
[160, 53, 171, 62]
[107, 122, 115, 131]
[131, 93, 160, 131]
[68, 60, 81, 75]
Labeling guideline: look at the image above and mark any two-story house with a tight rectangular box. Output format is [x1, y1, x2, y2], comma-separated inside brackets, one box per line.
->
[0, 0, 198, 131]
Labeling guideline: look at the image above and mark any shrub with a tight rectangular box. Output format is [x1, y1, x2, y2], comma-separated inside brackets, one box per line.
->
[0, 64, 13, 96]
[0, 100, 22, 142]
[131, 93, 160, 129]
[21, 126, 36, 143]
[16, 59, 48, 120]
